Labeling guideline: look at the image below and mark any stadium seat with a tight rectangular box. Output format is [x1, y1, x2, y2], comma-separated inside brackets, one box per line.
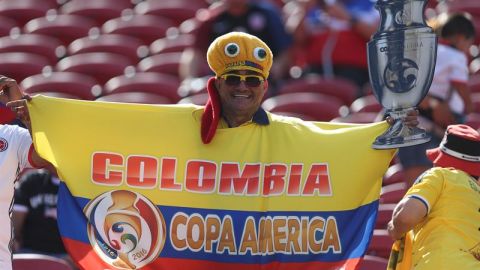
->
[472, 92, 480, 113]
[367, 229, 394, 259]
[137, 52, 182, 76]
[383, 163, 406, 186]
[0, 16, 19, 37]
[96, 92, 172, 104]
[380, 182, 407, 204]
[102, 14, 175, 44]
[350, 95, 382, 113]
[330, 112, 377, 124]
[357, 255, 389, 270]
[177, 77, 208, 97]
[469, 74, 480, 93]
[13, 253, 74, 270]
[134, 0, 203, 25]
[0, 52, 49, 81]
[262, 93, 345, 121]
[0, 0, 57, 26]
[68, 34, 146, 63]
[60, 0, 133, 25]
[375, 203, 395, 229]
[103, 72, 181, 103]
[21, 72, 101, 100]
[149, 34, 194, 54]
[56, 52, 134, 84]
[24, 14, 98, 45]
[277, 75, 358, 105]
[0, 34, 64, 64]
[177, 93, 208, 105]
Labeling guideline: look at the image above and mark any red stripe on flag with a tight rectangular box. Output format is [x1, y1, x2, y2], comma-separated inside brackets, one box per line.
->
[63, 237, 361, 270]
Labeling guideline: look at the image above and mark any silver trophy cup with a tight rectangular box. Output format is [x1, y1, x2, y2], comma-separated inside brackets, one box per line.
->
[368, 0, 437, 149]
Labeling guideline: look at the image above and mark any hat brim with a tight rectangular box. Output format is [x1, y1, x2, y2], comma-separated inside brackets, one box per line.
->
[426, 147, 480, 176]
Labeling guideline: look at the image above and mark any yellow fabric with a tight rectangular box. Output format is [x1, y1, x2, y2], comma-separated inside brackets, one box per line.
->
[207, 32, 273, 78]
[405, 167, 480, 270]
[28, 95, 395, 212]
[387, 231, 413, 270]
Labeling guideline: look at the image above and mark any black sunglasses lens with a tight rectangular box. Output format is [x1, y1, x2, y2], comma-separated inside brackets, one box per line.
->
[224, 75, 241, 86]
[245, 76, 261, 87]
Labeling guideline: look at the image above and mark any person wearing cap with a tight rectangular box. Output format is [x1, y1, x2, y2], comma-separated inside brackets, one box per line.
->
[201, 31, 418, 143]
[387, 124, 480, 269]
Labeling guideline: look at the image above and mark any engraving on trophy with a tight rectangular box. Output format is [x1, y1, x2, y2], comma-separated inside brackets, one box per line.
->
[384, 57, 418, 93]
[379, 42, 424, 52]
[395, 9, 411, 25]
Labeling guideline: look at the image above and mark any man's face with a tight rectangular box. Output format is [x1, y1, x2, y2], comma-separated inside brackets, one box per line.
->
[215, 70, 267, 119]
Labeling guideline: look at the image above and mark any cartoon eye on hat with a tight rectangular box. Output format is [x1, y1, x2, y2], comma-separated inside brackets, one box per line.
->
[224, 43, 240, 57]
[253, 47, 267, 61]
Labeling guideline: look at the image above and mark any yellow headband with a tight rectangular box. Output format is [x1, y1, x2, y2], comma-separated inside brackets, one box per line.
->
[207, 32, 273, 79]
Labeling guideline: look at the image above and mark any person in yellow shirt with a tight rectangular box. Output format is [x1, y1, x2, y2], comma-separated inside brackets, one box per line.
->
[388, 124, 480, 269]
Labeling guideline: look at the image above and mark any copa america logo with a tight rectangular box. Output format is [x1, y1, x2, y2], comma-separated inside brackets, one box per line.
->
[84, 190, 166, 269]
[0, 138, 8, 152]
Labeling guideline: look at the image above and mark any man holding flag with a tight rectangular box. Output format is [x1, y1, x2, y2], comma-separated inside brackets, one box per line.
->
[6, 32, 418, 270]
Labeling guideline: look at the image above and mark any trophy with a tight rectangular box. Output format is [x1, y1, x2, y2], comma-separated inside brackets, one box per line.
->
[368, 0, 437, 149]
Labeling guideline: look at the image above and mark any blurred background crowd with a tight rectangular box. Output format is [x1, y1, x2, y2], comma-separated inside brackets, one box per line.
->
[1, 0, 479, 269]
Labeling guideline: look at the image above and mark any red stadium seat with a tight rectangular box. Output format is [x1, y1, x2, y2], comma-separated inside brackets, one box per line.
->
[367, 229, 394, 259]
[472, 92, 480, 113]
[68, 34, 146, 63]
[0, 0, 57, 26]
[0, 34, 64, 64]
[102, 14, 175, 44]
[277, 75, 358, 105]
[330, 112, 378, 124]
[350, 95, 382, 113]
[134, 0, 204, 25]
[177, 93, 208, 105]
[0, 52, 49, 81]
[149, 34, 194, 54]
[96, 92, 172, 104]
[13, 253, 74, 270]
[375, 203, 395, 229]
[24, 14, 98, 45]
[380, 182, 407, 204]
[469, 74, 480, 93]
[177, 77, 208, 97]
[262, 93, 345, 121]
[60, 0, 133, 25]
[137, 52, 182, 76]
[0, 16, 19, 37]
[56, 52, 133, 85]
[104, 72, 181, 103]
[383, 163, 406, 186]
[357, 255, 389, 270]
[21, 72, 101, 100]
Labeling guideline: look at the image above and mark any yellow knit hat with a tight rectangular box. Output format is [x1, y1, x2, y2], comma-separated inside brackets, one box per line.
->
[207, 32, 273, 79]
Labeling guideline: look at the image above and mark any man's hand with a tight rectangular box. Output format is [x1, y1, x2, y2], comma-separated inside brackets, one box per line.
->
[386, 109, 419, 128]
[0, 75, 23, 103]
[6, 96, 31, 130]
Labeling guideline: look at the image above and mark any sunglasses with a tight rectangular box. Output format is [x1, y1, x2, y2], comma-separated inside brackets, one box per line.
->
[219, 74, 265, 87]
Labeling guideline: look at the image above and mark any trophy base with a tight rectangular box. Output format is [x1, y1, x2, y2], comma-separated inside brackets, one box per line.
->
[372, 115, 431, 149]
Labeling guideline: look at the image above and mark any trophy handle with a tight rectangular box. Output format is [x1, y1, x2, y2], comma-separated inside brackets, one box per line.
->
[372, 108, 431, 149]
